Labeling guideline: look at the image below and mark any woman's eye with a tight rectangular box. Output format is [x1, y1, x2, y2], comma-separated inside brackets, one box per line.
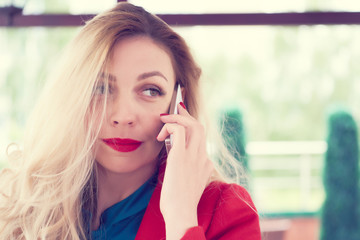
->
[93, 83, 112, 95]
[142, 87, 162, 97]
[94, 85, 105, 95]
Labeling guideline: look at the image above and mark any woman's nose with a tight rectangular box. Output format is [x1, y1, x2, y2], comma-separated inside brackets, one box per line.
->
[109, 96, 136, 127]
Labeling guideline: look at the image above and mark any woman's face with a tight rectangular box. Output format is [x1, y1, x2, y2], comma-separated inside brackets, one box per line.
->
[94, 36, 175, 176]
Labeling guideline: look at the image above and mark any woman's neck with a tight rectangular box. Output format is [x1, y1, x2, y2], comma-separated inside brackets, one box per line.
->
[92, 162, 157, 230]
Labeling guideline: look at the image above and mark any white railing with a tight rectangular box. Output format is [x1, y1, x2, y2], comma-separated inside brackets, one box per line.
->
[247, 141, 327, 212]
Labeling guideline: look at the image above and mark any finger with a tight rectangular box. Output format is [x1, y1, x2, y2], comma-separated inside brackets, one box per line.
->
[162, 124, 186, 151]
[177, 102, 191, 117]
[157, 123, 172, 141]
[159, 115, 198, 147]
[160, 113, 205, 150]
[160, 113, 195, 126]
[156, 123, 186, 151]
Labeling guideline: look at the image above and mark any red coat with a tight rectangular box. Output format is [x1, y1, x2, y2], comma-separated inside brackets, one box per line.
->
[135, 165, 261, 240]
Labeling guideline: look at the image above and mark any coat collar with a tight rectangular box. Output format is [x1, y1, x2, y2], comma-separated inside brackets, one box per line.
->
[135, 161, 167, 240]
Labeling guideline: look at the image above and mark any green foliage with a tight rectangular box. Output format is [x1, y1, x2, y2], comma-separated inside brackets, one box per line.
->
[219, 107, 248, 171]
[220, 108, 248, 167]
[188, 25, 360, 142]
[0, 27, 79, 167]
[320, 108, 359, 240]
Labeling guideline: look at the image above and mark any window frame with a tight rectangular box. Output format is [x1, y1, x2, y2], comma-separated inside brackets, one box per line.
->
[1, 0, 360, 27]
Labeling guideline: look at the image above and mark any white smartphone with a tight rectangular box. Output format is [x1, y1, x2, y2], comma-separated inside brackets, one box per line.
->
[165, 84, 183, 154]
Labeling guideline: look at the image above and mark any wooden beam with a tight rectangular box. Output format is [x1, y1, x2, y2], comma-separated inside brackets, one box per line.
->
[0, 14, 94, 27]
[1, 12, 360, 27]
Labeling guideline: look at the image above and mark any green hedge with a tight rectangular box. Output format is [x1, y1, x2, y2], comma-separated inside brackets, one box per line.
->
[320, 109, 359, 240]
[220, 108, 248, 170]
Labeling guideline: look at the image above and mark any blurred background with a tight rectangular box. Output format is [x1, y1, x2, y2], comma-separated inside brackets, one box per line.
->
[1, 0, 360, 239]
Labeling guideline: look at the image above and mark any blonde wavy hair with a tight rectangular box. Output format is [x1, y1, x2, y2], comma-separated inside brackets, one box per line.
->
[0, 2, 246, 239]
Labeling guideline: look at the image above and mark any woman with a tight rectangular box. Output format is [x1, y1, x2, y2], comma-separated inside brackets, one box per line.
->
[0, 3, 260, 240]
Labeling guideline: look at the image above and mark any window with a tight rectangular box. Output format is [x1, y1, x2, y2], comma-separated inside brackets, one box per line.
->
[1, 0, 359, 213]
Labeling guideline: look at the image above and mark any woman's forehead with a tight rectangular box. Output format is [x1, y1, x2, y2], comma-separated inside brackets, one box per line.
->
[106, 36, 175, 82]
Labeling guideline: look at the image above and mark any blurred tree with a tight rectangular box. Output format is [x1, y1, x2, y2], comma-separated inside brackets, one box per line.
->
[219, 107, 249, 188]
[320, 108, 359, 240]
[0, 27, 78, 163]
[195, 25, 360, 142]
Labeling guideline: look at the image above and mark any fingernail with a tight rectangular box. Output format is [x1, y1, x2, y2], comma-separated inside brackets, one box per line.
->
[179, 102, 186, 109]
[160, 113, 169, 116]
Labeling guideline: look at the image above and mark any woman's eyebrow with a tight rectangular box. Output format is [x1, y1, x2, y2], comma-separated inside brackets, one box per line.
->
[98, 71, 168, 82]
[138, 71, 168, 82]
[98, 72, 116, 82]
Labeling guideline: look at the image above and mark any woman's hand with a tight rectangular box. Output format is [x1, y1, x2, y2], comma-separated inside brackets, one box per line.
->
[157, 102, 214, 239]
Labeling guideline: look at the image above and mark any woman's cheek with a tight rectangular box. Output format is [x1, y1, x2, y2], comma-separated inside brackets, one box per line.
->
[141, 98, 171, 135]
[153, 112, 165, 130]
[145, 109, 165, 135]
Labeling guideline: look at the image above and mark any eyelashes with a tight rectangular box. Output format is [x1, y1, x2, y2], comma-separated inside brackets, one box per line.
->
[92, 82, 165, 98]
[92, 82, 112, 95]
[142, 86, 165, 97]
[93, 84, 106, 95]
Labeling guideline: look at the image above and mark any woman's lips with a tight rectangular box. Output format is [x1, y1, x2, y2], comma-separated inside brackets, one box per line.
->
[102, 138, 142, 152]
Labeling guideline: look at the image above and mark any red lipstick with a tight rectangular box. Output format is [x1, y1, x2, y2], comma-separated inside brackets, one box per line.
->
[103, 138, 142, 152]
